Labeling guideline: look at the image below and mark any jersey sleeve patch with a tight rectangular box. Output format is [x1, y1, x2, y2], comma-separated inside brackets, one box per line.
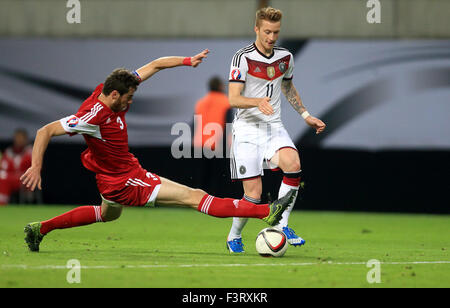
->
[66, 115, 79, 128]
[60, 115, 103, 140]
[230, 69, 242, 81]
[229, 50, 249, 82]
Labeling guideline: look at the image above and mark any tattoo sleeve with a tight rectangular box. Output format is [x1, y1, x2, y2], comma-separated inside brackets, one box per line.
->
[281, 79, 307, 115]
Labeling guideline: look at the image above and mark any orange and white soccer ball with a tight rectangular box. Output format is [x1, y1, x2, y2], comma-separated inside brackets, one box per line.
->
[255, 228, 288, 257]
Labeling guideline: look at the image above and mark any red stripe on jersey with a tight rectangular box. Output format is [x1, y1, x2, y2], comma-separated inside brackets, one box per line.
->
[246, 55, 291, 81]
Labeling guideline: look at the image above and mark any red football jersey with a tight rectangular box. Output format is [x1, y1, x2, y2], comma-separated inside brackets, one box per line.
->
[60, 84, 141, 176]
[0, 145, 32, 179]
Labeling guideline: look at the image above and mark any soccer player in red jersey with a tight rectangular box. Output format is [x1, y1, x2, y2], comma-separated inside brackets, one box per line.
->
[21, 49, 296, 252]
[0, 129, 32, 205]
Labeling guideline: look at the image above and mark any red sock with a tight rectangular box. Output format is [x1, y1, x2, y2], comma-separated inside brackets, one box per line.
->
[197, 195, 269, 219]
[282, 170, 302, 187]
[40, 206, 103, 235]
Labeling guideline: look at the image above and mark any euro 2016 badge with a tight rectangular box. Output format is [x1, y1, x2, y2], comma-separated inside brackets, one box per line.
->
[279, 62, 287, 73]
[67, 116, 79, 128]
[231, 69, 242, 80]
[267, 66, 275, 79]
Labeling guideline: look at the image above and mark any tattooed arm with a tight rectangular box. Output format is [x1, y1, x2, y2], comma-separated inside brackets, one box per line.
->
[281, 79, 326, 134]
[281, 79, 307, 115]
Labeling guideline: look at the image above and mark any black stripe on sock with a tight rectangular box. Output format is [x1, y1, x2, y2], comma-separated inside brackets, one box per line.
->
[283, 170, 302, 178]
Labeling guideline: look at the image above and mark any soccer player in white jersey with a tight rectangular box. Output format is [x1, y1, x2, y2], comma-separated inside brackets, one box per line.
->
[226, 7, 326, 253]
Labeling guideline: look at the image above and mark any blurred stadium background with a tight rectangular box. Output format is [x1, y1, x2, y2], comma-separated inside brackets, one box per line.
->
[0, 0, 449, 213]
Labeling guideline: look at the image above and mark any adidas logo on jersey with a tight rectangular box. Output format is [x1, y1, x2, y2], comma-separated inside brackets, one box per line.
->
[254, 67, 261, 73]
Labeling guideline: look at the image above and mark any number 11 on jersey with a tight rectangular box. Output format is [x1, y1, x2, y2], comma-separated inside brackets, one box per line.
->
[266, 83, 273, 98]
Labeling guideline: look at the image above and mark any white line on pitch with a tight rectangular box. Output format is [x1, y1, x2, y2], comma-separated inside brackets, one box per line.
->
[2, 260, 450, 270]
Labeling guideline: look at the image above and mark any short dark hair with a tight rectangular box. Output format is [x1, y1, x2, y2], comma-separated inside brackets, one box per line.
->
[103, 68, 140, 96]
[208, 76, 224, 92]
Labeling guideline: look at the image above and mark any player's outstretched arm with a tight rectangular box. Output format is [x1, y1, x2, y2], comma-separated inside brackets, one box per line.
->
[281, 79, 326, 134]
[20, 121, 66, 191]
[135, 49, 209, 83]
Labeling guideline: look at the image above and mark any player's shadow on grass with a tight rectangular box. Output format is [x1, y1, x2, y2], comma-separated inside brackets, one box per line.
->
[35, 247, 332, 263]
[145, 250, 325, 261]
[144, 250, 237, 258]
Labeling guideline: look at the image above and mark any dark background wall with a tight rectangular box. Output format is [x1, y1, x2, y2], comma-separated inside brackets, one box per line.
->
[3, 140, 447, 214]
[0, 31, 449, 215]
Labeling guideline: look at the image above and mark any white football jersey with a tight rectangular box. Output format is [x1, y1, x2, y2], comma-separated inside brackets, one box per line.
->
[229, 43, 294, 127]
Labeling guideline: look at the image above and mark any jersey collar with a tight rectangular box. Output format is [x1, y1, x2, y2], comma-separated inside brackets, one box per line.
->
[253, 42, 274, 60]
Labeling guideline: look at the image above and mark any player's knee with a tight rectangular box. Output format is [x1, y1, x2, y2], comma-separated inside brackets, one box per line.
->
[102, 213, 121, 222]
[195, 188, 207, 196]
[192, 188, 207, 199]
[189, 188, 207, 209]
[283, 160, 301, 173]
[101, 204, 123, 222]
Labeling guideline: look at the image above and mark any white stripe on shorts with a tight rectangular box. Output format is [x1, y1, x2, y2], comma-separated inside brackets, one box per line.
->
[125, 179, 138, 186]
[132, 178, 151, 187]
[126, 178, 151, 187]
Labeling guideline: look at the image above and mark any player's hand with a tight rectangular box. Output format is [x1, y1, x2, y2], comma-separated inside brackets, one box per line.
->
[258, 97, 274, 115]
[190, 49, 209, 67]
[20, 166, 42, 191]
[305, 116, 326, 134]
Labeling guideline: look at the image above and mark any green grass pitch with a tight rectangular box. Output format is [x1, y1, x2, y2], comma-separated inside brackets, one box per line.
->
[0, 205, 449, 288]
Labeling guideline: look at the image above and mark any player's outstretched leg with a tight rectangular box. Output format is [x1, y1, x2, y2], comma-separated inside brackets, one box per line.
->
[155, 177, 295, 225]
[24, 204, 113, 252]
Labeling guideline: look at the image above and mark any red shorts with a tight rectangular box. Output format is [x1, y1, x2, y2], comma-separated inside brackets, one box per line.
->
[96, 167, 161, 207]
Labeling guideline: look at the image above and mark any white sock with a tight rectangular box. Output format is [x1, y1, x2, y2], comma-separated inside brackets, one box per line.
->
[227, 195, 260, 240]
[227, 217, 249, 241]
[275, 182, 299, 229]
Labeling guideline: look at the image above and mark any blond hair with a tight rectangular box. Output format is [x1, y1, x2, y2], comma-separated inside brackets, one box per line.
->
[255, 7, 282, 27]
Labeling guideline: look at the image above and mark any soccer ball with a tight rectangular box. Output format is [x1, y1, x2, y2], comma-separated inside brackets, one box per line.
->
[255, 228, 288, 257]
